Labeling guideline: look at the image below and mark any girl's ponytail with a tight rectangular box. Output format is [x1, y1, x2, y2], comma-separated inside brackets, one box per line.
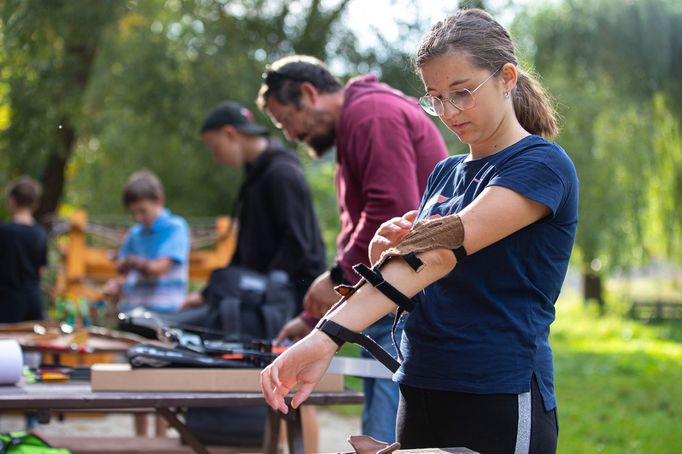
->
[513, 70, 559, 139]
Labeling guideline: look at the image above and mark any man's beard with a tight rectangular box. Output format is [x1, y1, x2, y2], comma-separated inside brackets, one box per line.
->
[302, 107, 336, 159]
[306, 132, 336, 159]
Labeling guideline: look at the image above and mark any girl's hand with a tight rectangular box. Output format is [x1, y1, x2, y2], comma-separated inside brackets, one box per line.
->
[369, 210, 418, 265]
[261, 330, 338, 413]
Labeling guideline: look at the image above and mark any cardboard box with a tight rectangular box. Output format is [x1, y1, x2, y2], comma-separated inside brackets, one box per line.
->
[91, 364, 344, 392]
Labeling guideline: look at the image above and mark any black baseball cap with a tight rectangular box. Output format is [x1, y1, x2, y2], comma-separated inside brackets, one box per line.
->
[200, 101, 269, 136]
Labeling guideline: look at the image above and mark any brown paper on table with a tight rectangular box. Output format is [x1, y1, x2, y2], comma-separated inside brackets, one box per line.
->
[91, 364, 344, 392]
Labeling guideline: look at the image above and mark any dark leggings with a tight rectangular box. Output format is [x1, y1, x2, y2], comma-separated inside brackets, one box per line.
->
[397, 376, 558, 454]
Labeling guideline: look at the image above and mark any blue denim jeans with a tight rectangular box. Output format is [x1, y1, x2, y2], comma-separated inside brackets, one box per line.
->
[360, 314, 405, 442]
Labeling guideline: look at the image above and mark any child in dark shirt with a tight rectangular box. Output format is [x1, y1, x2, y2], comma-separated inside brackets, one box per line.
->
[0, 176, 48, 323]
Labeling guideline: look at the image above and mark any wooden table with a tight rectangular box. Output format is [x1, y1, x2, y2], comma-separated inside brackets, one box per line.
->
[0, 381, 363, 454]
[0, 323, 158, 366]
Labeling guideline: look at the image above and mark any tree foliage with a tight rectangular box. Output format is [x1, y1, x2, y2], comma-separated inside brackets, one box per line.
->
[2, 0, 680, 283]
[515, 0, 682, 303]
[0, 0, 397, 225]
[0, 0, 125, 221]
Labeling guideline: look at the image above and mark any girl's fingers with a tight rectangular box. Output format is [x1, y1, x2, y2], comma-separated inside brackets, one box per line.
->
[397, 219, 412, 228]
[403, 210, 419, 222]
[377, 223, 401, 234]
[261, 363, 290, 414]
[374, 235, 391, 244]
[260, 367, 280, 411]
[291, 382, 315, 409]
[270, 362, 283, 390]
[378, 223, 408, 238]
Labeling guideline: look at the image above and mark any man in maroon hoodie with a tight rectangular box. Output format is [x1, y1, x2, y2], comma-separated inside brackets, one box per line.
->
[257, 55, 447, 442]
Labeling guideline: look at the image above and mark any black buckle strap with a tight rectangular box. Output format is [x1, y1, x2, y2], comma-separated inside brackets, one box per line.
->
[402, 252, 424, 272]
[453, 245, 468, 262]
[316, 319, 400, 373]
[317, 256, 424, 374]
[352, 264, 416, 313]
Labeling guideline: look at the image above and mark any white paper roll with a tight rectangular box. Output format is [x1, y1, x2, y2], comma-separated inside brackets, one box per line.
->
[0, 339, 23, 385]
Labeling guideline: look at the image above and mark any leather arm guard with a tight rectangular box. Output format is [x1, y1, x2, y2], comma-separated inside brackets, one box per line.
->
[316, 214, 467, 372]
[377, 213, 467, 266]
[333, 214, 467, 302]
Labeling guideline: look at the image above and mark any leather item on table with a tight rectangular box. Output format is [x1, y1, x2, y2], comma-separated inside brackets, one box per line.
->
[346, 434, 401, 454]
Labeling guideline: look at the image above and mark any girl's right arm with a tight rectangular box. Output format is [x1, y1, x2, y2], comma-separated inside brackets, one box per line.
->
[261, 185, 550, 413]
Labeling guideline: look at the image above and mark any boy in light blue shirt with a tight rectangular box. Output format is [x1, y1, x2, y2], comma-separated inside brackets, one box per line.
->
[104, 170, 189, 313]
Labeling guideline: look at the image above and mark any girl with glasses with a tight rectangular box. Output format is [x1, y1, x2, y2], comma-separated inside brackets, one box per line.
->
[261, 9, 578, 454]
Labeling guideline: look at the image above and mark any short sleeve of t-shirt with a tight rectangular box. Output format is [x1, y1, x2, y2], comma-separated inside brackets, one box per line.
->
[156, 219, 189, 264]
[488, 147, 574, 219]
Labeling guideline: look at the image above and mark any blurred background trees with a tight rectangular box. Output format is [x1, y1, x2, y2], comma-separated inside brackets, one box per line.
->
[2, 3, 681, 451]
[518, 0, 682, 305]
[1, 0, 681, 305]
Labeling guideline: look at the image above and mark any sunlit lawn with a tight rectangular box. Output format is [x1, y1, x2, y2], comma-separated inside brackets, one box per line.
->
[333, 285, 682, 453]
[552, 289, 682, 453]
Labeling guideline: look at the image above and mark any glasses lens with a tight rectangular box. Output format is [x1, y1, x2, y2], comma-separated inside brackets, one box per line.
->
[454, 90, 476, 111]
[419, 96, 441, 116]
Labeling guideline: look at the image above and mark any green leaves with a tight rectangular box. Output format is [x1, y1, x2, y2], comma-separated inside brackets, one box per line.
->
[1, 0, 370, 221]
[522, 0, 682, 272]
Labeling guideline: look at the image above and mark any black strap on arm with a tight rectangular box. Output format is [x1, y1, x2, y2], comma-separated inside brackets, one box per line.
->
[453, 245, 468, 262]
[316, 319, 400, 373]
[317, 255, 425, 373]
[402, 252, 424, 272]
[352, 264, 416, 313]
[353, 259, 421, 364]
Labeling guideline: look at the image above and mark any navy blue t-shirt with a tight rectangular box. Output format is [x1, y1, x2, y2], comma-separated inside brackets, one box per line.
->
[395, 135, 579, 411]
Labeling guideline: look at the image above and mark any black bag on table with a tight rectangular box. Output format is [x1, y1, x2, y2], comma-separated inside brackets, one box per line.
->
[179, 265, 296, 447]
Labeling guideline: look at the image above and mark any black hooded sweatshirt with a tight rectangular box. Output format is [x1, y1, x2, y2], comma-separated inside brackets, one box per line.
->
[230, 139, 326, 307]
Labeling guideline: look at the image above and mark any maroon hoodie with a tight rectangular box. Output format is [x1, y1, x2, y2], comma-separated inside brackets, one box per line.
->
[334, 74, 448, 283]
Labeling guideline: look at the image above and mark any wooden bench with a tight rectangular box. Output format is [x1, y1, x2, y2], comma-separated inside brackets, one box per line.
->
[629, 300, 682, 321]
[0, 381, 364, 454]
[43, 438, 478, 454]
[42, 436, 260, 454]
[55, 209, 237, 303]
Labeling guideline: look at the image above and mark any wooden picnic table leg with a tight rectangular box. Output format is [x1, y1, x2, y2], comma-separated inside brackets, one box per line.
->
[262, 406, 305, 454]
[263, 407, 282, 454]
[285, 407, 305, 454]
[37, 409, 51, 424]
[156, 407, 209, 454]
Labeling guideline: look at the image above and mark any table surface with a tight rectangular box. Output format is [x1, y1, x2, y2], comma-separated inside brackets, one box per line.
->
[0, 381, 363, 410]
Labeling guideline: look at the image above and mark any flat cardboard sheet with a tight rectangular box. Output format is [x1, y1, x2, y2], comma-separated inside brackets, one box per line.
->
[91, 363, 344, 392]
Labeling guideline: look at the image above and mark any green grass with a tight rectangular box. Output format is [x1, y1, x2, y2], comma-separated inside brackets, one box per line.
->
[329, 286, 682, 452]
[552, 290, 682, 453]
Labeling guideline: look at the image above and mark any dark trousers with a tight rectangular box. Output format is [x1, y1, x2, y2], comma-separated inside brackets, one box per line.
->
[397, 375, 558, 454]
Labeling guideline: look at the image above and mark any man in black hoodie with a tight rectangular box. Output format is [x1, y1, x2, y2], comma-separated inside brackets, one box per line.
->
[183, 101, 326, 312]
[181, 101, 325, 452]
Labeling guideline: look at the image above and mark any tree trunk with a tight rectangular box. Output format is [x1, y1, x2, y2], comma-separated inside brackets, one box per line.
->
[583, 270, 605, 311]
[35, 42, 97, 226]
[36, 119, 76, 225]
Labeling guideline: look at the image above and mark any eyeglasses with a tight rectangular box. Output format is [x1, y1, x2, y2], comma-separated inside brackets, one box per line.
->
[419, 66, 503, 116]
